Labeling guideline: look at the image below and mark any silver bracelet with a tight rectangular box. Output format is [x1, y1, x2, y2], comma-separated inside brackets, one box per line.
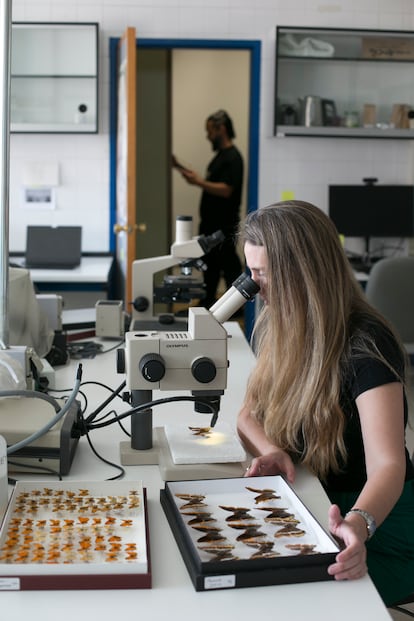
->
[345, 508, 377, 540]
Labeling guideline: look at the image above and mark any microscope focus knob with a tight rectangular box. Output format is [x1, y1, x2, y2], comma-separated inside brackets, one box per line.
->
[139, 353, 166, 382]
[191, 357, 217, 384]
[116, 348, 125, 374]
[133, 296, 149, 312]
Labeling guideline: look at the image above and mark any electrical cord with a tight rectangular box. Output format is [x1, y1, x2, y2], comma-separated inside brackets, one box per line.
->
[82, 394, 219, 434]
[7, 364, 83, 455]
[75, 407, 125, 480]
[82, 380, 126, 424]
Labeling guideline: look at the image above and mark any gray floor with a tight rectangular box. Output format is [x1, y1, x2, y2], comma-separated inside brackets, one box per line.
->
[389, 605, 414, 620]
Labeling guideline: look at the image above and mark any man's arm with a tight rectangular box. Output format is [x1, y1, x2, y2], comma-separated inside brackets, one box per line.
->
[180, 168, 233, 197]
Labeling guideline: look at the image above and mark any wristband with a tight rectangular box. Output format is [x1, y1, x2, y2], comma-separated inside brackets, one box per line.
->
[345, 508, 377, 540]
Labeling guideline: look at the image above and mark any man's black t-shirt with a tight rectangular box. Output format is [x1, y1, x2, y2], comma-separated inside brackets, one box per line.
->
[199, 145, 243, 236]
[324, 319, 414, 494]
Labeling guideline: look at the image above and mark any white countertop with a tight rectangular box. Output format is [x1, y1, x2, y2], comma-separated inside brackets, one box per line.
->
[11, 256, 113, 283]
[2, 322, 391, 620]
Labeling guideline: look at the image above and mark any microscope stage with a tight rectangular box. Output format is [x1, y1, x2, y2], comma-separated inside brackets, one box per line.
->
[120, 427, 247, 481]
[163, 422, 246, 464]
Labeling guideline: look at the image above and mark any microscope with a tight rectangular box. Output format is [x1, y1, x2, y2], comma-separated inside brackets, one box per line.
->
[130, 215, 224, 330]
[117, 272, 259, 478]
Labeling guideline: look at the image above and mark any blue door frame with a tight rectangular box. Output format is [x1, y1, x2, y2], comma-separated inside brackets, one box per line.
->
[109, 37, 261, 338]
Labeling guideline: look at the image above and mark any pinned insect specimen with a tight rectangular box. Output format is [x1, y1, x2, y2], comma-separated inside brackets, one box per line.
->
[219, 506, 255, 522]
[175, 493, 207, 510]
[285, 543, 319, 555]
[234, 525, 267, 543]
[180, 511, 216, 526]
[192, 525, 225, 543]
[245, 487, 280, 503]
[245, 540, 280, 559]
[198, 544, 238, 562]
[256, 507, 298, 523]
[188, 426, 212, 437]
[274, 524, 306, 538]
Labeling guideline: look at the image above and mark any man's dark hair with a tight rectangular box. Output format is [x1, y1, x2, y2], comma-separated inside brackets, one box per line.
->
[208, 109, 236, 139]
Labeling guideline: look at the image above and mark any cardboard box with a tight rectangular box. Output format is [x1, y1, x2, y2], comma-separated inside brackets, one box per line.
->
[362, 36, 414, 60]
[161, 475, 339, 591]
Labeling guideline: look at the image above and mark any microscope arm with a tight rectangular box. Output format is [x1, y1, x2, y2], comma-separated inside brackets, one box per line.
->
[131, 254, 180, 322]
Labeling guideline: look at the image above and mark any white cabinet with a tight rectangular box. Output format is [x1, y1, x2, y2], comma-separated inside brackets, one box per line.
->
[275, 26, 414, 139]
[11, 22, 98, 133]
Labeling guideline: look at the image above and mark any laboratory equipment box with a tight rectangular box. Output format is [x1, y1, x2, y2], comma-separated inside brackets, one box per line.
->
[160, 475, 339, 591]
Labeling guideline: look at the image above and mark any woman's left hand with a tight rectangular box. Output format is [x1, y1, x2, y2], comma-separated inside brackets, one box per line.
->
[327, 504, 368, 581]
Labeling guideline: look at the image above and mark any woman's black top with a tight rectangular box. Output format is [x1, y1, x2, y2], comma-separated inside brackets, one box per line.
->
[324, 318, 414, 493]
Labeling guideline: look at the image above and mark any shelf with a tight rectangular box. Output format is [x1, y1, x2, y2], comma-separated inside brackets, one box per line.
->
[275, 125, 414, 139]
[279, 55, 414, 64]
[11, 122, 97, 134]
[275, 26, 414, 139]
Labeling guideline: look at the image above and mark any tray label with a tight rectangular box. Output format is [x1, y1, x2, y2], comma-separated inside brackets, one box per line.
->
[204, 574, 236, 590]
[0, 577, 21, 590]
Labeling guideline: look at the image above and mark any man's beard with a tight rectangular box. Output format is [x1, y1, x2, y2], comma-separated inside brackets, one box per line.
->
[211, 137, 221, 151]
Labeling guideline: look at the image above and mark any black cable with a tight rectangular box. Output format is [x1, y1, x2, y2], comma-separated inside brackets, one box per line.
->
[49, 380, 126, 424]
[76, 410, 125, 480]
[83, 380, 126, 424]
[67, 341, 103, 359]
[85, 395, 218, 432]
[97, 339, 125, 354]
[85, 408, 131, 438]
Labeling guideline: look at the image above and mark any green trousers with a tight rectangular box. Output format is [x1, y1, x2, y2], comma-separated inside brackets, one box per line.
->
[328, 479, 414, 606]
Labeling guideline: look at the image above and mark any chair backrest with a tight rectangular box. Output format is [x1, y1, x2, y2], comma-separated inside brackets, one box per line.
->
[365, 256, 414, 344]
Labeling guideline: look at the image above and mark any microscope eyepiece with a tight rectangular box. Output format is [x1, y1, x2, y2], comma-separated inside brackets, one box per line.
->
[198, 230, 225, 254]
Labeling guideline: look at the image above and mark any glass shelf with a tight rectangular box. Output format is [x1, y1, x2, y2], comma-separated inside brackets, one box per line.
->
[275, 26, 414, 138]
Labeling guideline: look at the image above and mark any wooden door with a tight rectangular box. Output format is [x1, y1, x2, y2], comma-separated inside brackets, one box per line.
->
[114, 26, 138, 307]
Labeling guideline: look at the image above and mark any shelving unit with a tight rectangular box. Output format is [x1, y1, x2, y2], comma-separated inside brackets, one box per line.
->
[11, 22, 99, 134]
[274, 26, 414, 139]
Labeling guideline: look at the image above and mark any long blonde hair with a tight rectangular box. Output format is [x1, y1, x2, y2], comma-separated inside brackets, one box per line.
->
[241, 201, 404, 480]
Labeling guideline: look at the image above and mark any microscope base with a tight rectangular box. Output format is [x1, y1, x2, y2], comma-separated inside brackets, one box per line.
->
[120, 438, 161, 466]
[120, 428, 245, 481]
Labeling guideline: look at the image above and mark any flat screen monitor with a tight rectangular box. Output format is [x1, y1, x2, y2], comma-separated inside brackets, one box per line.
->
[328, 185, 414, 239]
[25, 225, 82, 269]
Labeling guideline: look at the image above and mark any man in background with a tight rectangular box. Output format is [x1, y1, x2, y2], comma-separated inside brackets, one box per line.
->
[177, 110, 244, 308]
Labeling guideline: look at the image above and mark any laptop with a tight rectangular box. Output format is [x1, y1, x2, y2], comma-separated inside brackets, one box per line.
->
[25, 226, 82, 269]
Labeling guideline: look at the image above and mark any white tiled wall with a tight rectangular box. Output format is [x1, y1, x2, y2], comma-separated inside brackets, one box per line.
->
[9, 0, 414, 254]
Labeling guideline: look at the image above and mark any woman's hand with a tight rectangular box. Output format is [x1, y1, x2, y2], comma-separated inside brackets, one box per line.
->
[327, 504, 368, 581]
[245, 449, 295, 483]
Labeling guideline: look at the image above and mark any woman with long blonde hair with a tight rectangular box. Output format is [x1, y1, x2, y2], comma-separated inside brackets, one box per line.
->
[237, 200, 414, 607]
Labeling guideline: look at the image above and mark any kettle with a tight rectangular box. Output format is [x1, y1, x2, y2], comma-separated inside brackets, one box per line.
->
[298, 96, 323, 127]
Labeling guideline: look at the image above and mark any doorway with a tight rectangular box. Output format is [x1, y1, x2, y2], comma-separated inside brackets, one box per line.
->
[109, 37, 261, 336]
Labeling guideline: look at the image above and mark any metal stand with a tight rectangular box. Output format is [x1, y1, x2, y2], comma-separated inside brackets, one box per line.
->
[120, 389, 160, 465]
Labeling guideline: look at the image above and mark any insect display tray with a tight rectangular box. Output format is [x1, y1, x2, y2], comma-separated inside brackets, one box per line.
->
[160, 476, 340, 591]
[0, 481, 151, 590]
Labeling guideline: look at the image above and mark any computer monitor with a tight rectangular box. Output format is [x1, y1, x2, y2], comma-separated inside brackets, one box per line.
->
[25, 226, 82, 269]
[328, 184, 414, 239]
